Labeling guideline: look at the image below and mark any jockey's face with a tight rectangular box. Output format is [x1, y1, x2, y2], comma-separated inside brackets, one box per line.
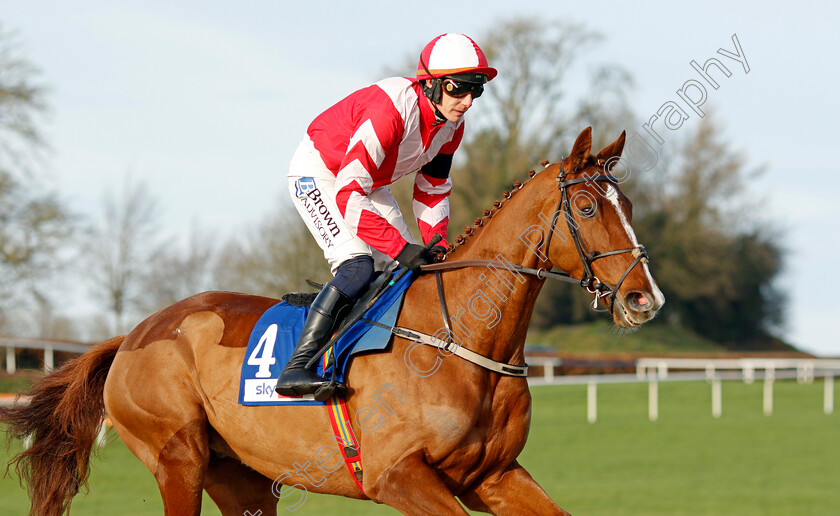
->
[426, 79, 474, 123]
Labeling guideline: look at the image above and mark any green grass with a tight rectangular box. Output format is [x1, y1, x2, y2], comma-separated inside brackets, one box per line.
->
[521, 380, 840, 515]
[2, 379, 838, 515]
[0, 428, 228, 516]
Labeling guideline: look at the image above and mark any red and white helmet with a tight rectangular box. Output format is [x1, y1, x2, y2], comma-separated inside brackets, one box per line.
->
[416, 33, 497, 82]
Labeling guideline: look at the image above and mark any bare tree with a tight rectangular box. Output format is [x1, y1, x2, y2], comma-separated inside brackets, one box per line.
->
[138, 224, 217, 312]
[388, 18, 633, 235]
[395, 17, 788, 348]
[0, 23, 48, 177]
[215, 200, 331, 299]
[88, 178, 159, 334]
[0, 24, 75, 334]
[0, 175, 74, 329]
[448, 18, 638, 232]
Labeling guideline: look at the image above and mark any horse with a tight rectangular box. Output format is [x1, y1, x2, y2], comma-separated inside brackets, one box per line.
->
[1, 127, 664, 516]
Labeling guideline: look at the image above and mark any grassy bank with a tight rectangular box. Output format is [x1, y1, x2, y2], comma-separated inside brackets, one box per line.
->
[2, 379, 837, 515]
[526, 320, 797, 355]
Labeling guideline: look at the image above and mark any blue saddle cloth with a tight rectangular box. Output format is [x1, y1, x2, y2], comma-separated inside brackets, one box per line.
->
[238, 270, 414, 406]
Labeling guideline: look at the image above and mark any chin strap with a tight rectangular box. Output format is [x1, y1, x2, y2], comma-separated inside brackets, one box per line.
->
[419, 54, 447, 125]
[431, 103, 447, 125]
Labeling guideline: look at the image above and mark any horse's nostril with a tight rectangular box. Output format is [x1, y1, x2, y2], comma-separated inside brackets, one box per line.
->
[625, 291, 652, 312]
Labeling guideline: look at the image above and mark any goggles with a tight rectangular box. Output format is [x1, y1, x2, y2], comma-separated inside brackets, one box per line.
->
[442, 78, 484, 99]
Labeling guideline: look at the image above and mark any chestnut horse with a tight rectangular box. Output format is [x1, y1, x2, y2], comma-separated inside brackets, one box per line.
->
[1, 127, 663, 515]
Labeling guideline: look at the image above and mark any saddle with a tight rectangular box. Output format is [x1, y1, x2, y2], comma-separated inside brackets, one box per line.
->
[238, 269, 412, 407]
[281, 271, 394, 335]
[281, 279, 323, 306]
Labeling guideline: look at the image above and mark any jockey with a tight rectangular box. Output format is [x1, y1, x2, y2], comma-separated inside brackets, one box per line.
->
[276, 33, 497, 397]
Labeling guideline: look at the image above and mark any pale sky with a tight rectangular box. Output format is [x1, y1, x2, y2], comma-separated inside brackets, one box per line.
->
[4, 0, 839, 355]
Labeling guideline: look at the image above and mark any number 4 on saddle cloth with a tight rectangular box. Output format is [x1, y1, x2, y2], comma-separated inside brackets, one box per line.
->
[238, 270, 415, 407]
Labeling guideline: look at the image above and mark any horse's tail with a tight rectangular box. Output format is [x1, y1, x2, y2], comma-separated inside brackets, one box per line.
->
[0, 335, 124, 516]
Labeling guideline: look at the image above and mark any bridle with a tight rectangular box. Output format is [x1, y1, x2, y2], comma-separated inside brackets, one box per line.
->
[544, 157, 649, 312]
[424, 158, 650, 314]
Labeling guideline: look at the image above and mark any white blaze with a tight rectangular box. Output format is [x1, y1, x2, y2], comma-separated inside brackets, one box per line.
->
[605, 185, 666, 307]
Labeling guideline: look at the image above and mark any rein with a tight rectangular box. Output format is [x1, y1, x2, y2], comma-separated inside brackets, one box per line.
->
[337, 160, 652, 380]
[399, 158, 651, 377]
[424, 158, 648, 312]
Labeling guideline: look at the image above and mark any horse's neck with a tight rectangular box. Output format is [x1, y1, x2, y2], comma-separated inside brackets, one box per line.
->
[438, 183, 553, 365]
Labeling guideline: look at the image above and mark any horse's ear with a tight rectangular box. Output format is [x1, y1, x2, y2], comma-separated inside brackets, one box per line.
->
[596, 130, 627, 162]
[567, 127, 592, 172]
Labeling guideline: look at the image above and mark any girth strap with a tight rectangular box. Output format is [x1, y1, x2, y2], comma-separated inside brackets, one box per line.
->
[359, 318, 529, 377]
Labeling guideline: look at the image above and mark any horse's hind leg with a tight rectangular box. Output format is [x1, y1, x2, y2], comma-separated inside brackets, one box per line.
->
[110, 414, 210, 515]
[203, 455, 279, 516]
[152, 418, 211, 515]
[105, 341, 212, 515]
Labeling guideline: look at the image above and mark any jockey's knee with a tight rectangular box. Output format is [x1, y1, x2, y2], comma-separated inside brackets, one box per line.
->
[330, 255, 375, 298]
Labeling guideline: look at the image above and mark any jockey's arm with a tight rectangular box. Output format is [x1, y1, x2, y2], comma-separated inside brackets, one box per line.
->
[413, 153, 453, 249]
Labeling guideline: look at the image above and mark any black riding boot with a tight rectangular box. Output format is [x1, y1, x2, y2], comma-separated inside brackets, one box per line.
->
[275, 284, 352, 397]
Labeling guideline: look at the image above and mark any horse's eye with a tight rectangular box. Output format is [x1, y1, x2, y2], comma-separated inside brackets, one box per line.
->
[579, 205, 596, 218]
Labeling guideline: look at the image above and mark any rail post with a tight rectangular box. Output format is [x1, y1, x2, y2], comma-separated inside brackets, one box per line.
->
[711, 378, 722, 418]
[763, 367, 775, 416]
[44, 345, 54, 371]
[5, 346, 15, 375]
[649, 378, 659, 421]
[587, 382, 597, 423]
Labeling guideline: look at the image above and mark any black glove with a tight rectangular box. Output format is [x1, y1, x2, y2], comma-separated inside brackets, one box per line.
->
[395, 243, 435, 274]
[428, 245, 447, 261]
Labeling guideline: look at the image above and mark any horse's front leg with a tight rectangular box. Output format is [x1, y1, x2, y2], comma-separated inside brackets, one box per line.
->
[369, 450, 469, 516]
[460, 461, 571, 515]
